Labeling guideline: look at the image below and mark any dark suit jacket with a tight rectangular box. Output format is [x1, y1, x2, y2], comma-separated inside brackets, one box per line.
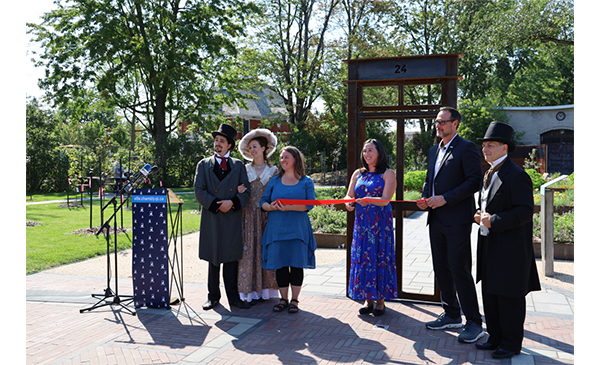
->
[476, 158, 541, 298]
[422, 135, 483, 226]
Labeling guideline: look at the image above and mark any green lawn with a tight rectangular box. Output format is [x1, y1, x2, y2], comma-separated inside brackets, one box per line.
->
[25, 187, 194, 203]
[26, 187, 349, 274]
[26, 191, 201, 274]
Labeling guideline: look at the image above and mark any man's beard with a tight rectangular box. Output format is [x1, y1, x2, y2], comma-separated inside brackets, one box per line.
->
[437, 129, 449, 140]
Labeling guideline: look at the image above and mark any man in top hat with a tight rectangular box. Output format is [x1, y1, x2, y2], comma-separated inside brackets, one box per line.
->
[473, 121, 541, 359]
[194, 123, 252, 310]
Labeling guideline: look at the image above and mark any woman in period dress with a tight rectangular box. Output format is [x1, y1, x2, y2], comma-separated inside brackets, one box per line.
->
[236, 129, 280, 306]
[344, 139, 398, 316]
[260, 146, 317, 314]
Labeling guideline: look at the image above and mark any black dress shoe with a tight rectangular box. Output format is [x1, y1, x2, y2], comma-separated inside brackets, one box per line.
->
[475, 342, 498, 351]
[202, 299, 219, 310]
[491, 348, 520, 359]
[235, 300, 251, 309]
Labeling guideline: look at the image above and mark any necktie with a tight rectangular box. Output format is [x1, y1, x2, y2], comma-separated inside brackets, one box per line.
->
[216, 154, 228, 171]
[483, 159, 505, 189]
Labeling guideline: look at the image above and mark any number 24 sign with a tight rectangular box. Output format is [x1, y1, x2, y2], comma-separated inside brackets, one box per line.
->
[395, 64, 407, 73]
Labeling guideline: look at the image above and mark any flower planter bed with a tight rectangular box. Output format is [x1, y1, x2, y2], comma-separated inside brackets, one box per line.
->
[532, 238, 573, 260]
[314, 233, 346, 248]
[533, 205, 573, 214]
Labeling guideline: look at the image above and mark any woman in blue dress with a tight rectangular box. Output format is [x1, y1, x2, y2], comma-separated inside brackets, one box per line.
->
[260, 146, 316, 314]
[344, 139, 398, 316]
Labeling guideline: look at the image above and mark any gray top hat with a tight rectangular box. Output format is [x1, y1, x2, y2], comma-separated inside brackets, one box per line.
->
[477, 121, 516, 153]
[211, 123, 238, 146]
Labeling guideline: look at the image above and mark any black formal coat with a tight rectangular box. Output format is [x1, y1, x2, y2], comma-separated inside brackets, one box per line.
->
[422, 135, 483, 226]
[476, 158, 541, 298]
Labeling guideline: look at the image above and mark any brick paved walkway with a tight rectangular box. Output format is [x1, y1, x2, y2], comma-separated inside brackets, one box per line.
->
[26, 211, 574, 364]
[26, 272, 574, 365]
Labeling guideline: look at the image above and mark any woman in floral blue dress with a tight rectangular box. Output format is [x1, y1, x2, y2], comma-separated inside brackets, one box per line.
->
[345, 139, 398, 316]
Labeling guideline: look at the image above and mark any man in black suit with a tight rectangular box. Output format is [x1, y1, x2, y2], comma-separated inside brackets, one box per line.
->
[417, 106, 484, 343]
[473, 122, 541, 359]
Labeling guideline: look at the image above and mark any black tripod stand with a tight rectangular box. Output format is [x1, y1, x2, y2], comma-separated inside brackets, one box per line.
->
[79, 167, 154, 316]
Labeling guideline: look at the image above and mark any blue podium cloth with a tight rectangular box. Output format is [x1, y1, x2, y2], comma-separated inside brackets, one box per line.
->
[131, 189, 170, 308]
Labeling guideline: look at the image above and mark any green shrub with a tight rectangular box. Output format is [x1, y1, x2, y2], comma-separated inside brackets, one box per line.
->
[315, 187, 347, 200]
[402, 189, 422, 201]
[309, 205, 346, 234]
[404, 170, 426, 191]
[526, 169, 546, 191]
[532, 211, 574, 243]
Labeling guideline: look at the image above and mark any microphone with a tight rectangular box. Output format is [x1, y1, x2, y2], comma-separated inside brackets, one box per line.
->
[123, 164, 159, 192]
[148, 166, 159, 175]
[140, 164, 152, 176]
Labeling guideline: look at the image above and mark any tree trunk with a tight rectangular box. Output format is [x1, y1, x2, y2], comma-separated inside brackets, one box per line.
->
[153, 91, 168, 184]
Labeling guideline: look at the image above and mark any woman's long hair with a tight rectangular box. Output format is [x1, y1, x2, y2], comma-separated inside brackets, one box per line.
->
[277, 146, 306, 179]
[359, 139, 389, 175]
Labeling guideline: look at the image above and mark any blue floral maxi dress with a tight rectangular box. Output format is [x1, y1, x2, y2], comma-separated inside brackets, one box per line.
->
[348, 172, 398, 301]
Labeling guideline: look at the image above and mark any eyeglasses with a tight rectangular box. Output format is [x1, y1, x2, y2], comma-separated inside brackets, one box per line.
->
[435, 119, 455, 126]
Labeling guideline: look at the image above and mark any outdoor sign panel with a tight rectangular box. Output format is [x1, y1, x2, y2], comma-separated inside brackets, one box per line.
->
[131, 188, 170, 309]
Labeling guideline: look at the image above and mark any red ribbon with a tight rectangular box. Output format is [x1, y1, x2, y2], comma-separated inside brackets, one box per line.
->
[275, 198, 426, 205]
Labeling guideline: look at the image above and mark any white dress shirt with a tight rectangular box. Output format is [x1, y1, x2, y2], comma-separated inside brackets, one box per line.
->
[480, 154, 508, 236]
[432, 134, 458, 197]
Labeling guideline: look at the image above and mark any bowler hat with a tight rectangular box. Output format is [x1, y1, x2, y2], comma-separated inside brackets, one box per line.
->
[477, 121, 516, 153]
[211, 123, 238, 146]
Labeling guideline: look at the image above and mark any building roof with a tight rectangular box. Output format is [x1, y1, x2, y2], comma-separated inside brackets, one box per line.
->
[221, 87, 288, 120]
[501, 104, 574, 111]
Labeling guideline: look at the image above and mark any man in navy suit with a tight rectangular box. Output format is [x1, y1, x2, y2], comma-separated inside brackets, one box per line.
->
[417, 106, 484, 343]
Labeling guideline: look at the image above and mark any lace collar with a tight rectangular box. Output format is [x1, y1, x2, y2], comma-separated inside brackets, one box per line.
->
[246, 164, 277, 185]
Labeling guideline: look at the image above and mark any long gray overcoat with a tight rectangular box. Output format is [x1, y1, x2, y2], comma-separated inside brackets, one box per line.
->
[194, 156, 251, 266]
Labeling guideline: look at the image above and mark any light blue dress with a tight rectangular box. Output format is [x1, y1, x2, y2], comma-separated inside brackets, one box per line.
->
[260, 175, 317, 270]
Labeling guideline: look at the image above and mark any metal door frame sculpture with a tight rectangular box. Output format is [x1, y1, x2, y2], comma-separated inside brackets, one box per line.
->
[344, 53, 463, 303]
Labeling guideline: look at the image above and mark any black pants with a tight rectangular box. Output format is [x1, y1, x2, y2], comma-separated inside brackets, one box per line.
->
[482, 291, 526, 353]
[276, 267, 304, 287]
[429, 218, 482, 325]
[207, 261, 238, 305]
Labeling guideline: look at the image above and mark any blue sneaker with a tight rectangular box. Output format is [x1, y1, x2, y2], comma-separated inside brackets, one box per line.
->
[458, 320, 484, 343]
[425, 312, 462, 330]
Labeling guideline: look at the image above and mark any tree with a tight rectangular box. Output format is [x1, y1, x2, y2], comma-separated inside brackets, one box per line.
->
[53, 89, 121, 150]
[500, 44, 574, 106]
[468, 0, 574, 52]
[27, 0, 259, 179]
[457, 97, 510, 145]
[26, 98, 69, 194]
[239, 0, 340, 129]
[454, 0, 574, 105]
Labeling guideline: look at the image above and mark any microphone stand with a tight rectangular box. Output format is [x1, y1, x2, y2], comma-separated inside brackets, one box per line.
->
[79, 168, 154, 316]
